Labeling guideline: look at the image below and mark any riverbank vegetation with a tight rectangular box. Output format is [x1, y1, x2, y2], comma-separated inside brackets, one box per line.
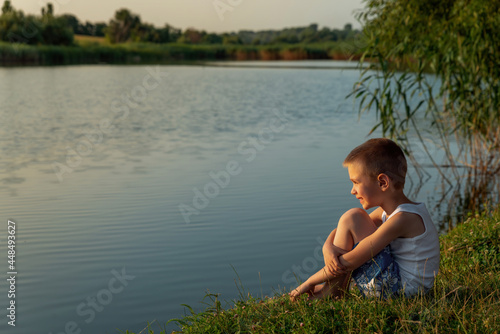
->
[0, 40, 363, 66]
[352, 0, 500, 223]
[0, 1, 363, 66]
[124, 206, 499, 333]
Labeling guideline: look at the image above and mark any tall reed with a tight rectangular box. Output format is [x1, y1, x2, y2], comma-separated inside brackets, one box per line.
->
[351, 0, 500, 221]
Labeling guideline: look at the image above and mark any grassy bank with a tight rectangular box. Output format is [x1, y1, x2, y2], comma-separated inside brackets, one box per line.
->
[125, 207, 499, 333]
[0, 40, 361, 66]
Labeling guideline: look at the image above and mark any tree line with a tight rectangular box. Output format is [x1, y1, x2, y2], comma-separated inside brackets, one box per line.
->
[0, 1, 73, 45]
[0, 1, 359, 46]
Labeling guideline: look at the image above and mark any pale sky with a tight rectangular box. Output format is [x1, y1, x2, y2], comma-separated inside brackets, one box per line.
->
[10, 0, 365, 32]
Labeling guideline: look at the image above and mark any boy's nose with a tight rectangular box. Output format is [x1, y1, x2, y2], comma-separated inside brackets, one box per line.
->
[351, 187, 356, 195]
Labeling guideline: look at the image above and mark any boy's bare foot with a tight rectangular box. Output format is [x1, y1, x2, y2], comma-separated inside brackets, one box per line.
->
[306, 282, 345, 300]
[289, 281, 315, 301]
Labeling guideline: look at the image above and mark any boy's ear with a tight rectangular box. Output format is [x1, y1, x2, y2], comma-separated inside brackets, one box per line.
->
[377, 173, 390, 191]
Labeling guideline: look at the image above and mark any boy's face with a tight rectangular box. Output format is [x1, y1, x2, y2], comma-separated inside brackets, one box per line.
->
[347, 163, 383, 210]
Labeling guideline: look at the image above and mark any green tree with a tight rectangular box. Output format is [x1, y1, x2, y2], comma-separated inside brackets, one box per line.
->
[177, 28, 205, 44]
[93, 22, 106, 36]
[1, 0, 12, 14]
[41, 2, 53, 17]
[0, 9, 26, 43]
[298, 24, 319, 43]
[156, 24, 180, 43]
[40, 17, 73, 45]
[0, 1, 72, 45]
[202, 33, 223, 44]
[222, 34, 242, 45]
[39, 3, 73, 45]
[61, 13, 79, 33]
[105, 8, 141, 43]
[0, 1, 41, 44]
[130, 22, 169, 43]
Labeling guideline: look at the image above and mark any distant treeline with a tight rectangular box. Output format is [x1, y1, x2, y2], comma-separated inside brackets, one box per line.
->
[0, 0, 364, 65]
[0, 0, 359, 46]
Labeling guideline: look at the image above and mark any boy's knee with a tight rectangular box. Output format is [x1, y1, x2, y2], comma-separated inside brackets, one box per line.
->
[339, 208, 368, 227]
[342, 208, 367, 220]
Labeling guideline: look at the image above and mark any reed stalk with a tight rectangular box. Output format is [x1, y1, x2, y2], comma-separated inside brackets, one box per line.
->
[350, 0, 500, 222]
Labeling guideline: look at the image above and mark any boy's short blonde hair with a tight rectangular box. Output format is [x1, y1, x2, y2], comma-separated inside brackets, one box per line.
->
[343, 138, 407, 190]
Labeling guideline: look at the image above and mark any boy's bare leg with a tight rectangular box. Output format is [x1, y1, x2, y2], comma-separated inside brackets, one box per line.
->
[318, 208, 377, 299]
[291, 208, 378, 301]
[333, 208, 378, 251]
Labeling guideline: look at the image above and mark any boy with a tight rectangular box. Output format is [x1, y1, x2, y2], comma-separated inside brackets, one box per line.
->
[290, 138, 440, 300]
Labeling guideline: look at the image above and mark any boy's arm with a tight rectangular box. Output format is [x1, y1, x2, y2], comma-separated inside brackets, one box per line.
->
[323, 228, 348, 272]
[369, 207, 384, 228]
[322, 228, 339, 261]
[323, 209, 383, 272]
[338, 214, 406, 271]
[324, 228, 336, 246]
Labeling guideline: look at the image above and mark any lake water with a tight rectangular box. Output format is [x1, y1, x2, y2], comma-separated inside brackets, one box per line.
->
[0, 61, 448, 333]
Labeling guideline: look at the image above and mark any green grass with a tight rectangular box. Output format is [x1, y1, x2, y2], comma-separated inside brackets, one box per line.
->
[73, 34, 108, 46]
[122, 207, 499, 334]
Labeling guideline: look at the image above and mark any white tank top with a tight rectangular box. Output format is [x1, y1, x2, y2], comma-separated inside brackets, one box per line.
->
[382, 202, 440, 296]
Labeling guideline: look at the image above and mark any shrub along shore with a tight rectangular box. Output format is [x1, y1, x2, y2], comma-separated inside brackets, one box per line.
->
[0, 41, 361, 66]
[124, 207, 499, 333]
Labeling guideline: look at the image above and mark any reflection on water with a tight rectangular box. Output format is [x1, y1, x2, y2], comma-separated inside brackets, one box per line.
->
[431, 169, 500, 230]
[401, 136, 500, 232]
[0, 62, 494, 333]
[204, 60, 361, 69]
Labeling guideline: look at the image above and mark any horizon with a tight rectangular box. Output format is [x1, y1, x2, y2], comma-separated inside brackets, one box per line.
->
[9, 0, 365, 33]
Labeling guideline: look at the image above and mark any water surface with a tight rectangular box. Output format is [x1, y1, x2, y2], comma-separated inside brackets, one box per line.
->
[0, 61, 447, 333]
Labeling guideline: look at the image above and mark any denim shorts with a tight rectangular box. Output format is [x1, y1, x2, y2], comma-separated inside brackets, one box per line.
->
[351, 245, 401, 299]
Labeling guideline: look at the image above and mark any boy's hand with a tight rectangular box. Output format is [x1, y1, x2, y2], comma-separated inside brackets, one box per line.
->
[289, 281, 314, 301]
[323, 243, 348, 276]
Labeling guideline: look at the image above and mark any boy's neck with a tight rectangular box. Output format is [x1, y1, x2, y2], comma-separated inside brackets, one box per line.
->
[380, 192, 414, 216]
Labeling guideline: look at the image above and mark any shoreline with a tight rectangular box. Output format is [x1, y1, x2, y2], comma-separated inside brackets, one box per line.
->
[0, 42, 362, 67]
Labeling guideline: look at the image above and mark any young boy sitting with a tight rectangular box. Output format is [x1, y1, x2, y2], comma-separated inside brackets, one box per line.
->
[290, 138, 440, 300]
